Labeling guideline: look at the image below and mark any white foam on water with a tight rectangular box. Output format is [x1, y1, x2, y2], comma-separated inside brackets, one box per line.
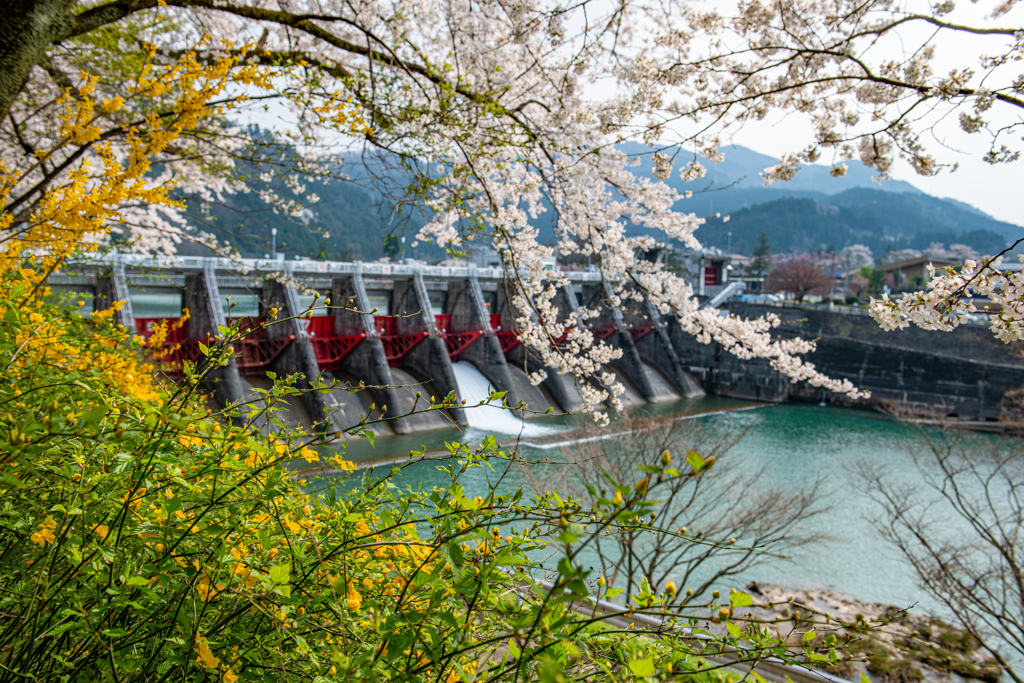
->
[451, 361, 555, 438]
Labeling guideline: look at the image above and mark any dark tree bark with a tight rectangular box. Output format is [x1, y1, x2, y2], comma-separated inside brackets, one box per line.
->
[0, 0, 79, 121]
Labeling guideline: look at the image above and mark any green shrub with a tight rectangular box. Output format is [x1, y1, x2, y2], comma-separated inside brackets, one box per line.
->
[0, 267, 851, 682]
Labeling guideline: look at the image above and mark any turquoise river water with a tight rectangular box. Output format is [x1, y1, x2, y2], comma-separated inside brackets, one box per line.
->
[326, 396, 997, 617]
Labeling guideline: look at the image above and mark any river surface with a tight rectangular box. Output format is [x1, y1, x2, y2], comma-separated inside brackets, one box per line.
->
[329, 394, 1005, 617]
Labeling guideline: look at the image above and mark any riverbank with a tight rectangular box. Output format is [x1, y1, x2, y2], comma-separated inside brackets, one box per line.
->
[738, 583, 1000, 683]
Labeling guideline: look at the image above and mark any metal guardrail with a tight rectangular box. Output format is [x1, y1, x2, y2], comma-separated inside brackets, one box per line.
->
[63, 254, 608, 283]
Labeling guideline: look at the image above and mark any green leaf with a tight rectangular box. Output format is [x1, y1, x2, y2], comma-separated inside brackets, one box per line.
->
[127, 576, 151, 586]
[861, 673, 872, 683]
[730, 590, 754, 608]
[726, 622, 742, 639]
[803, 630, 817, 643]
[45, 622, 80, 638]
[604, 587, 624, 598]
[686, 450, 705, 472]
[441, 542, 463, 574]
[268, 564, 291, 586]
[627, 658, 655, 677]
[4, 309, 19, 323]
[80, 405, 109, 427]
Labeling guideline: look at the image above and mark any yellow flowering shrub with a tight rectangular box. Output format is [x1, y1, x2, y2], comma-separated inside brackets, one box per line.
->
[0, 268, 856, 682]
[0, 268, 534, 681]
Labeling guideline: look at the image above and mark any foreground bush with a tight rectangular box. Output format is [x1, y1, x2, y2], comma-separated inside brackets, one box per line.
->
[0, 267, 857, 682]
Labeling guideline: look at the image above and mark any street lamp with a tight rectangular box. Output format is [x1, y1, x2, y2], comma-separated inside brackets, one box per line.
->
[271, 228, 277, 259]
[727, 231, 732, 255]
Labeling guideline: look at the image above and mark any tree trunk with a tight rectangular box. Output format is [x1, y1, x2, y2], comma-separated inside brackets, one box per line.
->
[0, 0, 79, 121]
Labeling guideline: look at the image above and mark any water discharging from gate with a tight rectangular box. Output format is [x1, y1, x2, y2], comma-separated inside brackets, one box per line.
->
[451, 362, 554, 437]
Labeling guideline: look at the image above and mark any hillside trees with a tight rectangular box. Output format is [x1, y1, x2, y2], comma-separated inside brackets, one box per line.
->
[748, 232, 773, 279]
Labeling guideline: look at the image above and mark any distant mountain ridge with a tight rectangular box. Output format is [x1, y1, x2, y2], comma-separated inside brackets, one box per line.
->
[614, 142, 1022, 256]
[179, 142, 1021, 261]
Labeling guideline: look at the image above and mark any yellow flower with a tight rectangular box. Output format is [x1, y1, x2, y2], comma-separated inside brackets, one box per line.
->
[93, 524, 110, 539]
[30, 527, 56, 546]
[30, 516, 57, 546]
[100, 97, 125, 113]
[331, 455, 356, 472]
[611, 490, 623, 506]
[665, 581, 677, 597]
[346, 585, 362, 610]
[223, 670, 238, 683]
[299, 447, 319, 463]
[195, 638, 220, 669]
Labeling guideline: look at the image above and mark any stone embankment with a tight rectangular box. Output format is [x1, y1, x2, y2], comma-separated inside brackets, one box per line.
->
[737, 582, 1001, 683]
[670, 303, 1024, 423]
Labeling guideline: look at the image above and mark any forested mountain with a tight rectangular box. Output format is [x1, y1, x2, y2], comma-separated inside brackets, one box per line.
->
[694, 192, 1011, 256]
[180, 180, 434, 262]
[177, 142, 1022, 261]
[615, 142, 1022, 256]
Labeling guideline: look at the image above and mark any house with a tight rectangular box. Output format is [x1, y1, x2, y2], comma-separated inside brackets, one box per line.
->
[674, 247, 734, 297]
[879, 255, 959, 289]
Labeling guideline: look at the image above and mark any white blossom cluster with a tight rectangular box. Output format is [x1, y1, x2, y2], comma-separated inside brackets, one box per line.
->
[871, 256, 1024, 343]
[624, 0, 1024, 181]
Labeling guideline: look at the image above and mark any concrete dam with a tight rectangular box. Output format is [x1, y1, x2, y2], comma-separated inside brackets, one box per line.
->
[52, 255, 1024, 432]
[53, 255, 702, 435]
